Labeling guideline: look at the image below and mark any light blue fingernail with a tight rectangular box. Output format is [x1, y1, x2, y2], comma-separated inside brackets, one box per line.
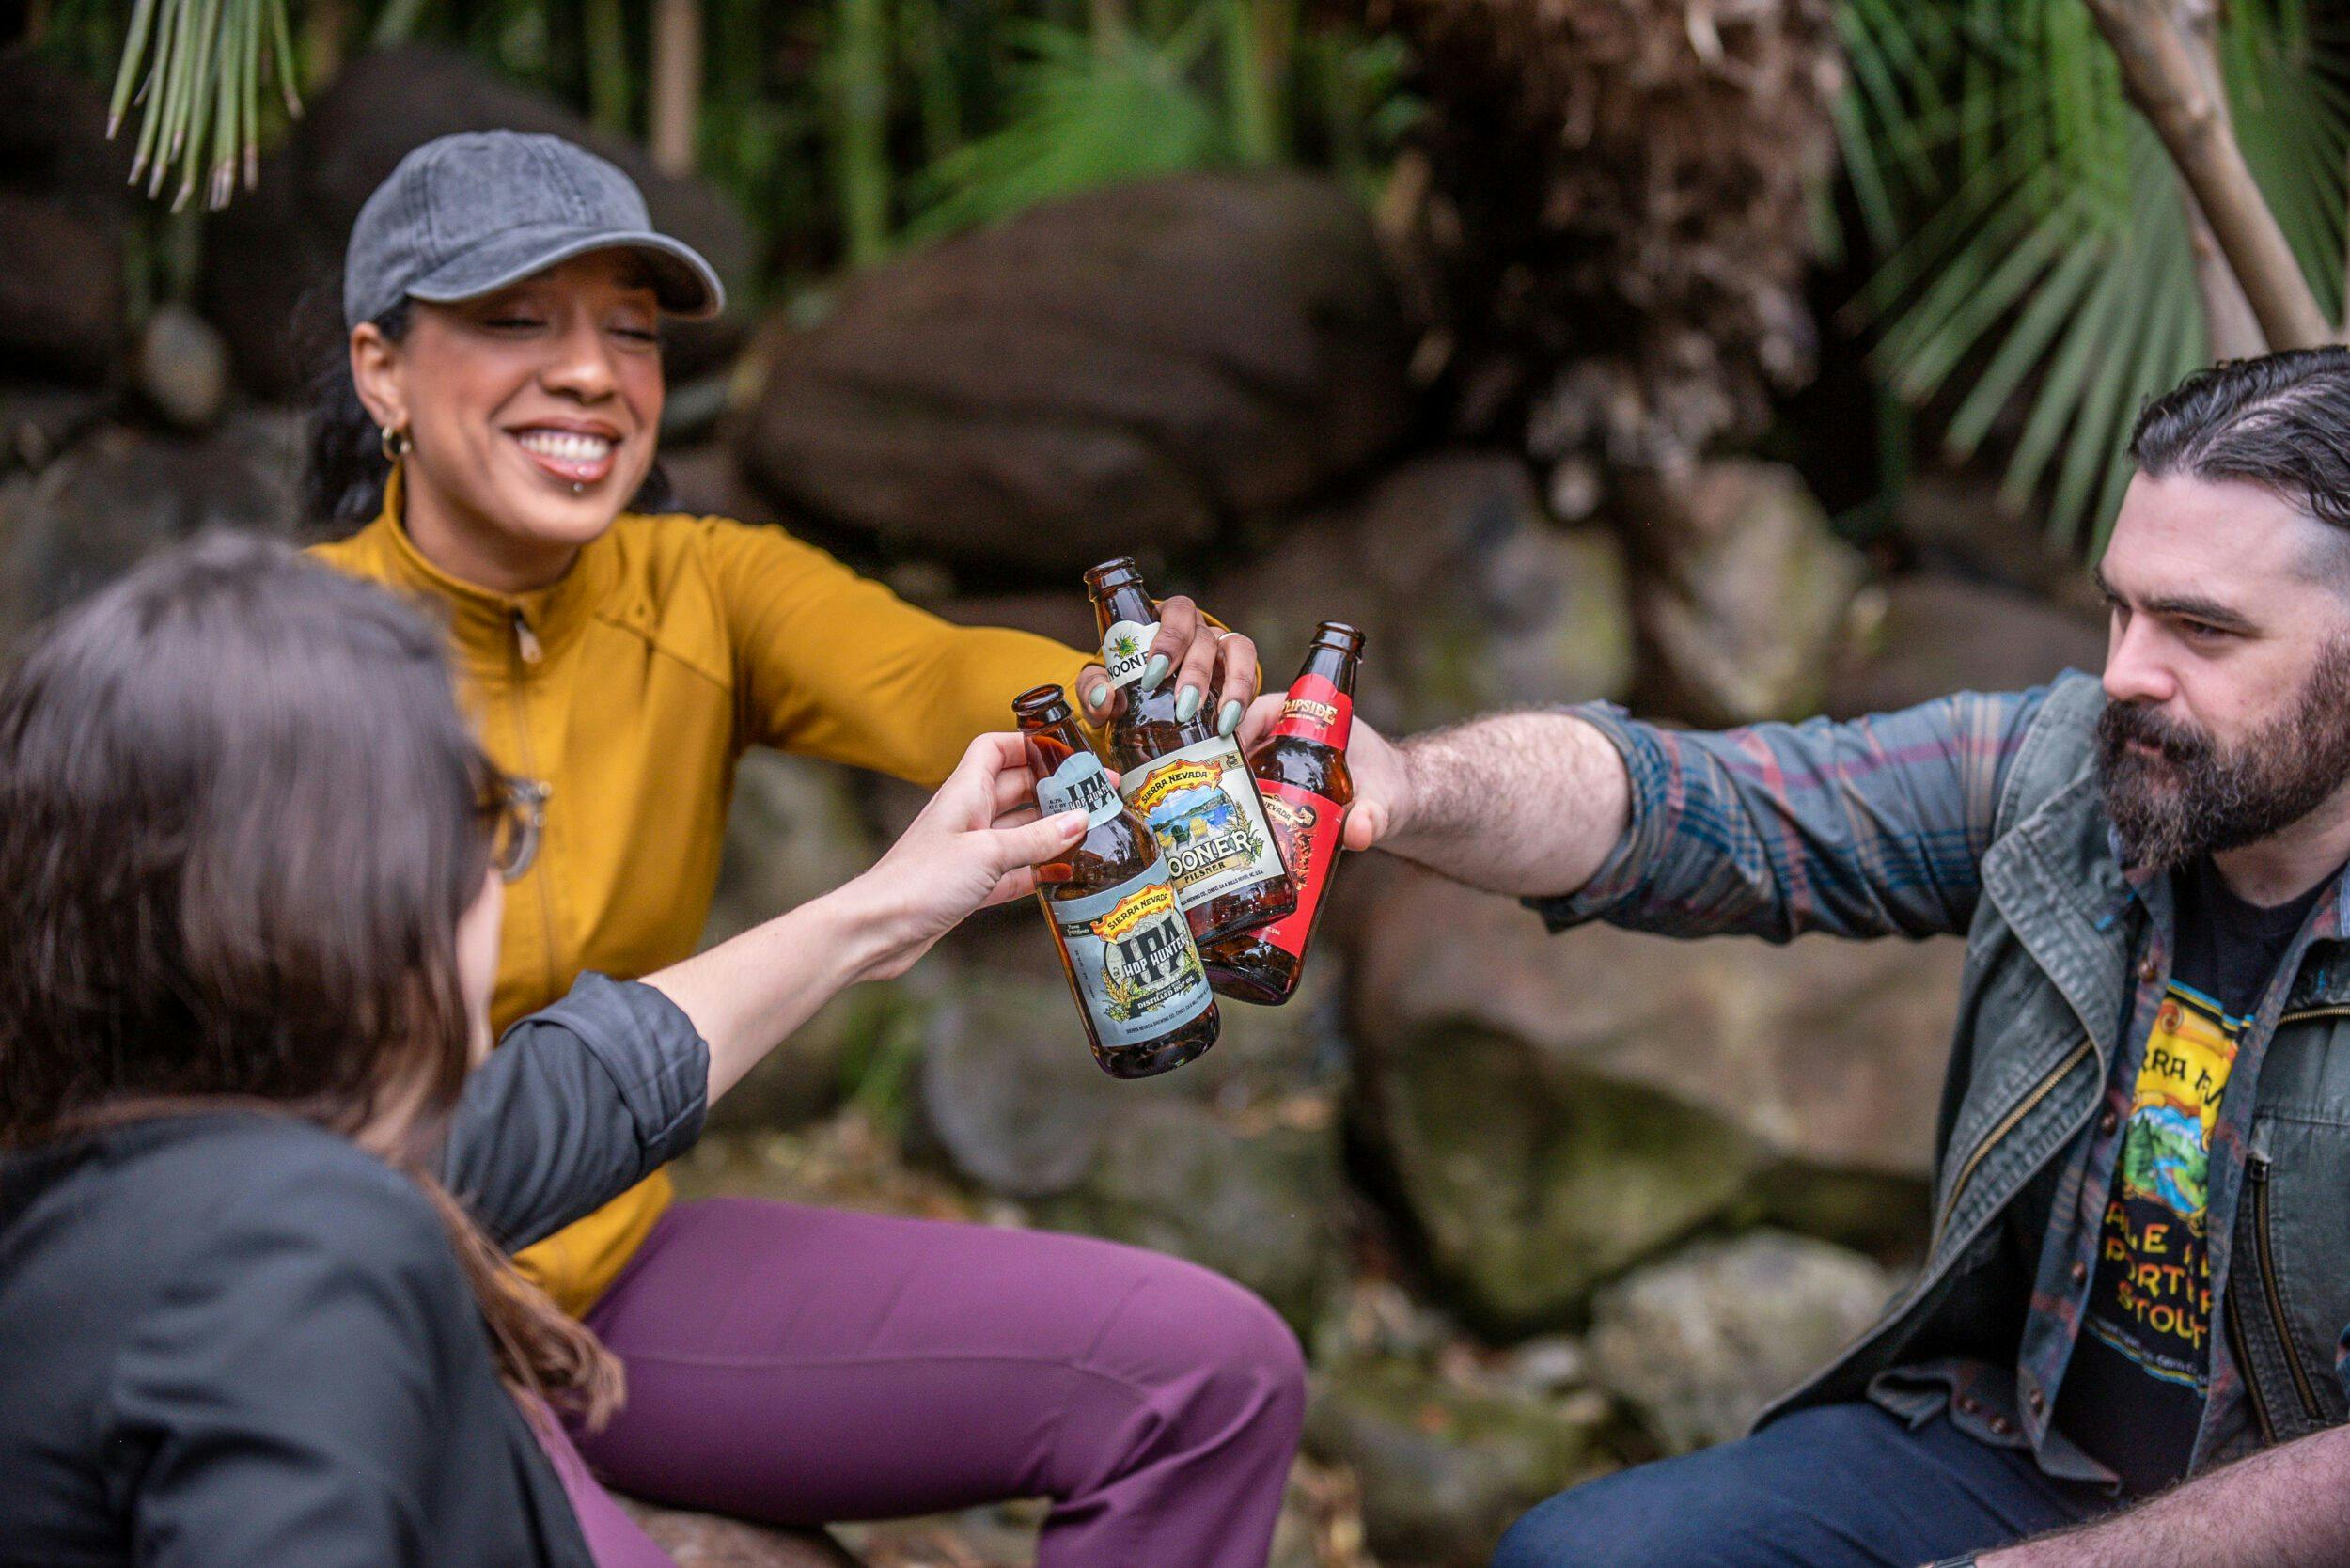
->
[1084, 682, 1110, 711]
[1140, 654, 1171, 691]
[1218, 700, 1245, 736]
[1175, 686, 1203, 723]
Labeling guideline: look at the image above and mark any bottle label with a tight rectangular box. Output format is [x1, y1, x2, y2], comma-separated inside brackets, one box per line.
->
[1100, 619, 1161, 691]
[1048, 856, 1214, 1047]
[1119, 734, 1288, 907]
[1035, 749, 1124, 829]
[1268, 672, 1353, 749]
[1249, 781, 1348, 958]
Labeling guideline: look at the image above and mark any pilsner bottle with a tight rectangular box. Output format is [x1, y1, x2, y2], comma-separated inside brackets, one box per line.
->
[1083, 557, 1295, 948]
[1015, 683, 1220, 1078]
[1200, 623, 1364, 1004]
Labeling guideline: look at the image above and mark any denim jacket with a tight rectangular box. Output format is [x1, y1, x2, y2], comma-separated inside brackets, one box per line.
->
[1536, 673, 2350, 1484]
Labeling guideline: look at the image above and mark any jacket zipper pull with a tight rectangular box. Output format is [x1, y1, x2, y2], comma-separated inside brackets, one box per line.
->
[512, 610, 543, 666]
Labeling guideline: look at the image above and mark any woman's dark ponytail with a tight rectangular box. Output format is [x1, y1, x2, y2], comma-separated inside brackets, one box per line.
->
[306, 303, 412, 531]
[303, 298, 678, 534]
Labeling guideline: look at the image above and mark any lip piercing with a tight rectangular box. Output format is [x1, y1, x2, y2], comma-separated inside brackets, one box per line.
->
[571, 482, 584, 495]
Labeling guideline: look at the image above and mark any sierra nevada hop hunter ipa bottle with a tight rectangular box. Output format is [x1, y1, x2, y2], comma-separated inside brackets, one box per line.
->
[1200, 622, 1364, 1004]
[1015, 684, 1221, 1077]
[1084, 557, 1295, 948]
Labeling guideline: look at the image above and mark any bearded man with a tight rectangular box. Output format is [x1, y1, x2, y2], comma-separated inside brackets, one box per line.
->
[1327, 349, 2350, 1566]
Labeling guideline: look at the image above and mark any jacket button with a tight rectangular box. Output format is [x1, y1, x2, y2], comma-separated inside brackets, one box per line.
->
[2027, 1388, 2045, 1415]
[1958, 1394, 1982, 1415]
[1988, 1415, 2014, 1436]
[2099, 1107, 2119, 1136]
[2139, 957, 2161, 982]
[2070, 1260, 2089, 1286]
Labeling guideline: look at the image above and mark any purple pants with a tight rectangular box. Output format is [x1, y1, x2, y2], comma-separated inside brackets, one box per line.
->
[534, 1198, 1308, 1568]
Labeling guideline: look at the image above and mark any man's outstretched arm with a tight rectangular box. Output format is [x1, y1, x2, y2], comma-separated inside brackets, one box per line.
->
[1243, 682, 2061, 942]
[1349, 710, 1632, 898]
[1977, 1423, 2350, 1568]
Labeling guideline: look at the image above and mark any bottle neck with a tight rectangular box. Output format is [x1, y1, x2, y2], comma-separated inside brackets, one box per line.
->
[1270, 640, 1358, 750]
[1021, 713, 1089, 776]
[1090, 578, 1156, 634]
[1292, 642, 1359, 698]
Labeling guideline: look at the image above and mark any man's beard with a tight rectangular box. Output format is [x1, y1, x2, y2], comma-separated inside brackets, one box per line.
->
[2098, 641, 2350, 871]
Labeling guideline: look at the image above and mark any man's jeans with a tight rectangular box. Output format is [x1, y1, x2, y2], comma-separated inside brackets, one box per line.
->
[1494, 1403, 2115, 1568]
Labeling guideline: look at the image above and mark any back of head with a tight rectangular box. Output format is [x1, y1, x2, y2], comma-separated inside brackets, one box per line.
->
[2132, 347, 2350, 530]
[0, 531, 487, 1150]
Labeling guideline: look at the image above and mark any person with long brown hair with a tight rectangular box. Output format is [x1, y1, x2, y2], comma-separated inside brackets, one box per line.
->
[0, 531, 1107, 1566]
[302, 129, 1306, 1568]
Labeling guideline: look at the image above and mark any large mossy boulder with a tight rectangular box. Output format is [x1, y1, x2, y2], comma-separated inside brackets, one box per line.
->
[1304, 1357, 1618, 1568]
[739, 172, 1416, 576]
[198, 45, 753, 400]
[1213, 450, 1633, 732]
[916, 962, 1350, 1331]
[1349, 863, 1953, 1332]
[1626, 460, 1865, 726]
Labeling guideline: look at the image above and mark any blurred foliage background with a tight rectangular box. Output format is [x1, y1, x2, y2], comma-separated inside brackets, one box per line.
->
[9, 5, 2350, 1564]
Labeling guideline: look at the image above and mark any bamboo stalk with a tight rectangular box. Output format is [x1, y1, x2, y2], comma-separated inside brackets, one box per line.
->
[650, 0, 705, 175]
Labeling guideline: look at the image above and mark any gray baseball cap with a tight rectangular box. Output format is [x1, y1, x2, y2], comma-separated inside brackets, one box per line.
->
[343, 131, 726, 330]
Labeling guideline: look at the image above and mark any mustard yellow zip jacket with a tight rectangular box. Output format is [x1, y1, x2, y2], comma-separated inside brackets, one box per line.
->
[314, 473, 1092, 1313]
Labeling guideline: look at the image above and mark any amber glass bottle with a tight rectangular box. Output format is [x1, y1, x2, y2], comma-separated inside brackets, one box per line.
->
[1083, 557, 1295, 946]
[1199, 623, 1363, 1004]
[1015, 683, 1220, 1078]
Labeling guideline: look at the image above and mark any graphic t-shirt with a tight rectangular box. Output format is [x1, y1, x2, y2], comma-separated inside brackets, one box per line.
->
[2055, 857, 2326, 1495]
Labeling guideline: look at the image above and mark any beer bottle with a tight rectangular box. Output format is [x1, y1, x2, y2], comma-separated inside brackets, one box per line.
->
[1199, 623, 1364, 1005]
[1015, 683, 1220, 1078]
[1083, 557, 1295, 947]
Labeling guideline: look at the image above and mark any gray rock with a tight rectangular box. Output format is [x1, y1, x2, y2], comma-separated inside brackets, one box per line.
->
[740, 172, 1415, 576]
[615, 1497, 860, 1567]
[1215, 450, 1633, 734]
[1627, 460, 1866, 725]
[917, 964, 1350, 1329]
[1349, 863, 1951, 1330]
[1825, 572, 2107, 721]
[1305, 1357, 1617, 1568]
[0, 414, 306, 639]
[1586, 1231, 1895, 1453]
[135, 306, 232, 431]
[198, 45, 753, 399]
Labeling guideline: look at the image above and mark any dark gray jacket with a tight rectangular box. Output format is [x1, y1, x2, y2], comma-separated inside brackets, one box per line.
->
[0, 973, 708, 1568]
[1554, 674, 2350, 1483]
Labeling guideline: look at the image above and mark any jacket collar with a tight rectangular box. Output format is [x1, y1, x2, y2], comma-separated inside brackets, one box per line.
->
[365, 463, 623, 671]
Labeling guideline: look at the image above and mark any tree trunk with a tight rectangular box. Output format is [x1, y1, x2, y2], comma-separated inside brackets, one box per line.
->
[650, 0, 704, 176]
[2083, 0, 2332, 349]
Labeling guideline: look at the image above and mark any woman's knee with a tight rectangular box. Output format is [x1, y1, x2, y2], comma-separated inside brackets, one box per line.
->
[1092, 1252, 1307, 1442]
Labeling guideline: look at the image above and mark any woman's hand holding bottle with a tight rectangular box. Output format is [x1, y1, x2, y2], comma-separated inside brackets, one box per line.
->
[845, 732, 1093, 981]
[648, 732, 1085, 1102]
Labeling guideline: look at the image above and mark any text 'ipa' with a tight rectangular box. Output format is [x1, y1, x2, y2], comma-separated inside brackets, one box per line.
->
[1016, 684, 1220, 1077]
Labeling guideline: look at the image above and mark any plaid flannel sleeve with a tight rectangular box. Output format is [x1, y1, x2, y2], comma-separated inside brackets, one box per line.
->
[1528, 685, 2056, 943]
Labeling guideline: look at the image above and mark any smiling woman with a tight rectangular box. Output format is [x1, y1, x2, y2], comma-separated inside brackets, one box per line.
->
[303, 131, 1300, 1568]
[350, 252, 670, 589]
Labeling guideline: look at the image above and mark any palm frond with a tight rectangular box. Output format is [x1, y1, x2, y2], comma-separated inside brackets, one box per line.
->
[1838, 0, 2350, 550]
[904, 13, 1230, 245]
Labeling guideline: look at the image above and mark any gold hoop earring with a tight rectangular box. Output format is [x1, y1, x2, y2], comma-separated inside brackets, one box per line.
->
[380, 425, 412, 463]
